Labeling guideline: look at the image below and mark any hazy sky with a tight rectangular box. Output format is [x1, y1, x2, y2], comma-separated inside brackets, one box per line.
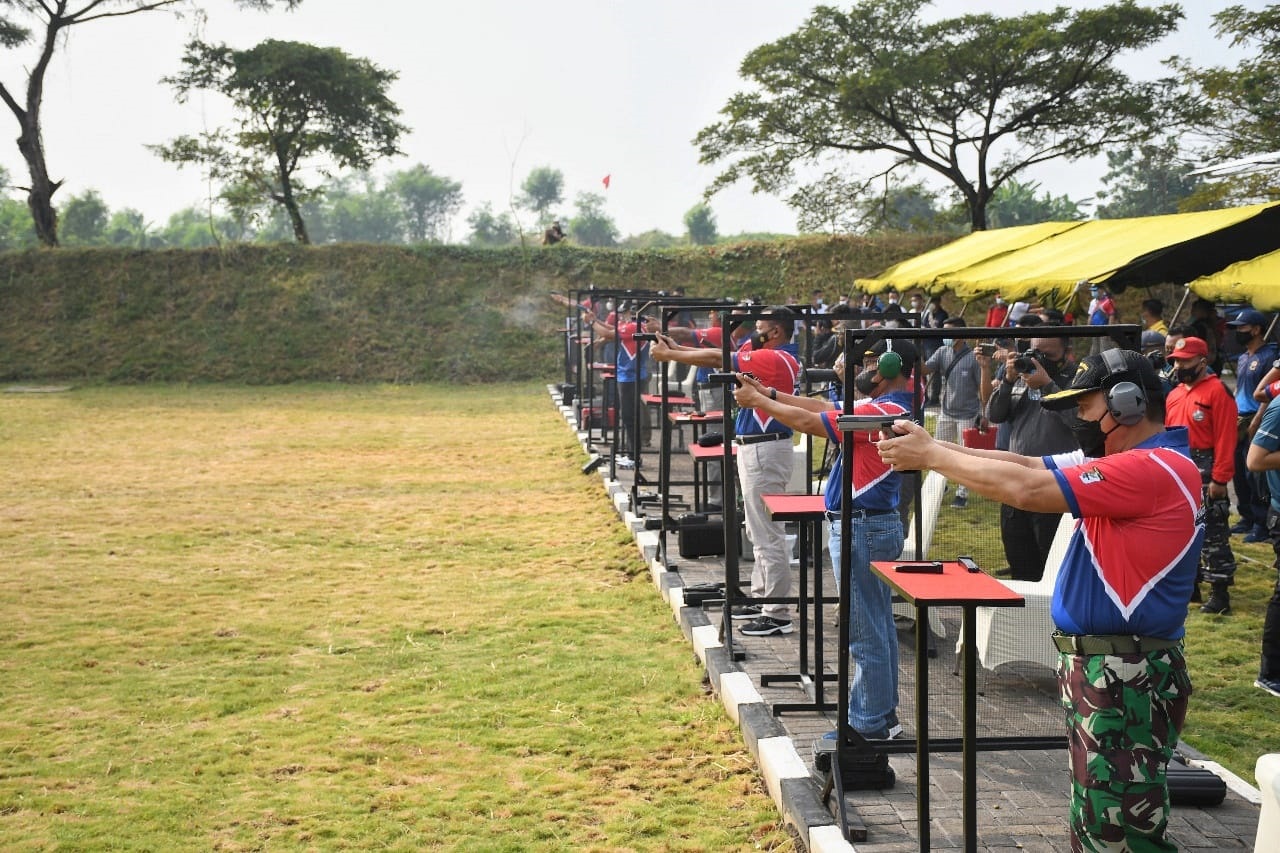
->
[0, 0, 1265, 239]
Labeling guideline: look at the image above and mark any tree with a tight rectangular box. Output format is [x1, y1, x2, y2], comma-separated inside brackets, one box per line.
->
[1169, 5, 1280, 205]
[104, 207, 151, 247]
[683, 202, 718, 245]
[983, 179, 1088, 227]
[325, 175, 404, 244]
[696, 0, 1182, 230]
[567, 192, 617, 247]
[0, 1, 301, 247]
[789, 174, 952, 234]
[388, 164, 463, 243]
[466, 203, 518, 246]
[59, 189, 109, 245]
[620, 229, 681, 250]
[153, 38, 407, 244]
[520, 166, 564, 223]
[1095, 137, 1206, 218]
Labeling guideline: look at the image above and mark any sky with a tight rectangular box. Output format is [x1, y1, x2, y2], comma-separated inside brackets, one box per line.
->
[0, 0, 1267, 240]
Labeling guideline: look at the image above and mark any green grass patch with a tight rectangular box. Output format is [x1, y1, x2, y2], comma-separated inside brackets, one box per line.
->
[0, 383, 793, 851]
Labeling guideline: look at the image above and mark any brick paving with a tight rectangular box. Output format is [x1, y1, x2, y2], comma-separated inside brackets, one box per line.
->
[555, 388, 1262, 851]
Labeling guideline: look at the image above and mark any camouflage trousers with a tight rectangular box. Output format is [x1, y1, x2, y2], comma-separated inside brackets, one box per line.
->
[1191, 449, 1236, 584]
[1058, 645, 1192, 852]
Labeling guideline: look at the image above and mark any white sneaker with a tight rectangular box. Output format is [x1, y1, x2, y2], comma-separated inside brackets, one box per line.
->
[615, 455, 635, 469]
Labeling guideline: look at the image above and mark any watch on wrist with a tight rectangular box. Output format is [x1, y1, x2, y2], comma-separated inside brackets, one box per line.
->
[769, 387, 778, 400]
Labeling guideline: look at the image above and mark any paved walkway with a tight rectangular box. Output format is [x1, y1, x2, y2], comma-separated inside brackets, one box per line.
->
[552, 387, 1262, 852]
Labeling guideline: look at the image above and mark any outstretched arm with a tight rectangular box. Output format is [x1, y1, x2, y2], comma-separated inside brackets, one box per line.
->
[877, 420, 1066, 512]
[733, 373, 828, 438]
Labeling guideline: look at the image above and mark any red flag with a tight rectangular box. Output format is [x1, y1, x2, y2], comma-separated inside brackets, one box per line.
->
[602, 174, 611, 190]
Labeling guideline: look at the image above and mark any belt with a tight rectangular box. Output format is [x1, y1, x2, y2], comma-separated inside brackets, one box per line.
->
[825, 508, 896, 521]
[1051, 632, 1181, 656]
[734, 432, 789, 445]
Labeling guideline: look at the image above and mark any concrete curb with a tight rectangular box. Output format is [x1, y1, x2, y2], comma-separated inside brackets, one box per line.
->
[551, 385, 851, 853]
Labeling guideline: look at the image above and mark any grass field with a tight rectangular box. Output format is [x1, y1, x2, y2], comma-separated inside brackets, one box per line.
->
[0, 383, 793, 852]
[3, 383, 1276, 851]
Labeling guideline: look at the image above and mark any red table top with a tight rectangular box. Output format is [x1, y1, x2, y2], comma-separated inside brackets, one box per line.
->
[668, 410, 724, 423]
[871, 561, 1025, 607]
[761, 493, 826, 521]
[689, 443, 736, 460]
[642, 393, 695, 406]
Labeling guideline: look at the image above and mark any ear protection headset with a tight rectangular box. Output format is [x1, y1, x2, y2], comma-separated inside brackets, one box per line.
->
[877, 348, 903, 380]
[1101, 348, 1147, 426]
[860, 335, 903, 380]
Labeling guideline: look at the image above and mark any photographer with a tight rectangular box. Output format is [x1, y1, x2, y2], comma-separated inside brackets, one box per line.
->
[985, 336, 1078, 581]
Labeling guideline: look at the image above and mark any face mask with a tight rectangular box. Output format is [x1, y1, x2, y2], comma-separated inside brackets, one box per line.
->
[1235, 329, 1255, 346]
[1175, 363, 1202, 384]
[854, 368, 881, 397]
[910, 300, 923, 310]
[941, 338, 955, 347]
[749, 330, 766, 349]
[888, 296, 899, 304]
[1070, 414, 1117, 458]
[995, 297, 1005, 306]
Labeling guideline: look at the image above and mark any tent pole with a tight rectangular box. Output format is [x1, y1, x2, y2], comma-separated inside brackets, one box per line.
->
[1169, 284, 1192, 329]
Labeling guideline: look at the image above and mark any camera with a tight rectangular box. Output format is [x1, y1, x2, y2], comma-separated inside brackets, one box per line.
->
[1013, 349, 1047, 374]
[976, 343, 997, 357]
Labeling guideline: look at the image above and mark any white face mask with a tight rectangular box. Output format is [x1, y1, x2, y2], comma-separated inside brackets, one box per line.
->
[942, 338, 955, 347]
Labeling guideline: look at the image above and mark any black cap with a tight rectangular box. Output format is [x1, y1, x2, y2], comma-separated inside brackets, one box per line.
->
[863, 338, 919, 376]
[1041, 349, 1165, 411]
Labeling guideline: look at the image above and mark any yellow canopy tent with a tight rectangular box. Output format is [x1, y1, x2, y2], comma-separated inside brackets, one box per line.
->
[1188, 249, 1280, 311]
[854, 221, 1082, 295]
[935, 202, 1280, 303]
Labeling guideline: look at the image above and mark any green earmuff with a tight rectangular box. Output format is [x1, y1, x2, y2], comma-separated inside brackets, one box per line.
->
[877, 350, 903, 380]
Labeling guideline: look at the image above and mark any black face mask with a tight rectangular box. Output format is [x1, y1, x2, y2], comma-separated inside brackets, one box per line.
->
[1070, 414, 1118, 458]
[854, 368, 881, 397]
[1235, 329, 1256, 346]
[1175, 363, 1202, 385]
[749, 328, 768, 349]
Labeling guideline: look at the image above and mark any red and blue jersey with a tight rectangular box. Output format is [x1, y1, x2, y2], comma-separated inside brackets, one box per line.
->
[1043, 427, 1203, 640]
[613, 321, 649, 384]
[819, 390, 913, 513]
[732, 343, 800, 437]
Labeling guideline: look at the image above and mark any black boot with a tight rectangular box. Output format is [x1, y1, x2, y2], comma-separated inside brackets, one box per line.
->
[1200, 582, 1231, 615]
[1190, 582, 1202, 604]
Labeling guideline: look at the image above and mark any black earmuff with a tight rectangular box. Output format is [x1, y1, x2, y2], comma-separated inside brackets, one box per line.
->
[1101, 348, 1146, 426]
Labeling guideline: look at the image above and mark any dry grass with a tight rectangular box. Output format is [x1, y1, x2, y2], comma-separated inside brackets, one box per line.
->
[0, 383, 794, 851]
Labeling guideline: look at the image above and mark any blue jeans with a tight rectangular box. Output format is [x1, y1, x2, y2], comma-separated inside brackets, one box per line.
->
[828, 511, 905, 735]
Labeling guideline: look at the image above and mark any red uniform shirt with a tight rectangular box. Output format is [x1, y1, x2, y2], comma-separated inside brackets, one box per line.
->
[1165, 373, 1237, 483]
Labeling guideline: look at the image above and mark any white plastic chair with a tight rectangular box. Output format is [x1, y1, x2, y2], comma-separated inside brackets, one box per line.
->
[966, 512, 1076, 673]
[1256, 753, 1280, 853]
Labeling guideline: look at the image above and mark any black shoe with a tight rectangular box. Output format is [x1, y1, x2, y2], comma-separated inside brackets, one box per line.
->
[1255, 677, 1280, 698]
[739, 616, 794, 636]
[730, 604, 762, 620]
[1245, 525, 1269, 544]
[1230, 519, 1252, 534]
[1200, 584, 1231, 615]
[1190, 583, 1202, 604]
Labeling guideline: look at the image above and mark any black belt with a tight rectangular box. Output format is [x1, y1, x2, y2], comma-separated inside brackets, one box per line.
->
[1051, 632, 1181, 656]
[734, 432, 789, 445]
[825, 508, 896, 521]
